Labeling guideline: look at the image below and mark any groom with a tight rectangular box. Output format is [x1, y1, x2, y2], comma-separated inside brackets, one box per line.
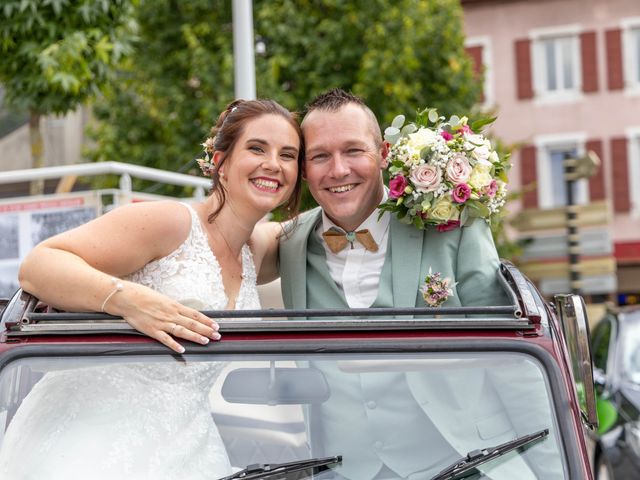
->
[277, 89, 562, 479]
[279, 88, 507, 312]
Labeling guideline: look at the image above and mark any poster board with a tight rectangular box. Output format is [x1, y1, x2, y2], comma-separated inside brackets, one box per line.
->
[0, 193, 100, 297]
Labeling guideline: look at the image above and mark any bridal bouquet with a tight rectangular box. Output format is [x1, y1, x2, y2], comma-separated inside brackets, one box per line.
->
[379, 108, 509, 231]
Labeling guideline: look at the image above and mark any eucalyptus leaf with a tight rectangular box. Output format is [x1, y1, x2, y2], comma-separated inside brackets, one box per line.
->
[449, 115, 460, 127]
[428, 109, 439, 123]
[391, 114, 405, 129]
[384, 126, 401, 144]
[401, 123, 417, 135]
[413, 216, 425, 229]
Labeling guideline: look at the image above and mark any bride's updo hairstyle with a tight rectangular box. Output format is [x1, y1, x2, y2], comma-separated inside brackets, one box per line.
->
[205, 99, 303, 223]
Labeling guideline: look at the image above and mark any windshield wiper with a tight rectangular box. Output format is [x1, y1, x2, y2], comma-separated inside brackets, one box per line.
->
[217, 455, 342, 480]
[430, 429, 549, 480]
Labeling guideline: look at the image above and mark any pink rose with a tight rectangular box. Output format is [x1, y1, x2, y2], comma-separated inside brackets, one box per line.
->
[389, 175, 409, 199]
[486, 179, 498, 197]
[440, 130, 454, 141]
[451, 183, 471, 203]
[460, 124, 473, 135]
[436, 220, 461, 232]
[445, 153, 472, 183]
[410, 164, 442, 192]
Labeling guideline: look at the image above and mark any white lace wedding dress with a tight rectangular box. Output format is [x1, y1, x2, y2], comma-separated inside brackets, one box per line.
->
[0, 204, 261, 480]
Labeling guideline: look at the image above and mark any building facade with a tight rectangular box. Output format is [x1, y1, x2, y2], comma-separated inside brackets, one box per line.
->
[462, 0, 640, 304]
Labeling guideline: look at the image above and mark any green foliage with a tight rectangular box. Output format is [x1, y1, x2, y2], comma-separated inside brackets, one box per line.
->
[85, 0, 235, 195]
[0, 0, 137, 115]
[255, 0, 480, 124]
[85, 0, 480, 205]
[355, 0, 481, 124]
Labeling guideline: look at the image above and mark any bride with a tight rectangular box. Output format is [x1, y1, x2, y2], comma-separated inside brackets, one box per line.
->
[0, 99, 303, 479]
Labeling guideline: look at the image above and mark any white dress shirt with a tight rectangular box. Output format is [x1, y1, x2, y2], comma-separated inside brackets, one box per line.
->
[316, 201, 391, 308]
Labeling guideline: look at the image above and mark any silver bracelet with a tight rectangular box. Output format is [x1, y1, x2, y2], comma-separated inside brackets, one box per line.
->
[101, 277, 124, 312]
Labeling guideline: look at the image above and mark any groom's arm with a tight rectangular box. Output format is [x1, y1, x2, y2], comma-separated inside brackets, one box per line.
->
[455, 220, 510, 306]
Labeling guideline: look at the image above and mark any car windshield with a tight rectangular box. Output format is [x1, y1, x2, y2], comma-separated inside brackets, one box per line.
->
[622, 314, 640, 384]
[0, 351, 567, 479]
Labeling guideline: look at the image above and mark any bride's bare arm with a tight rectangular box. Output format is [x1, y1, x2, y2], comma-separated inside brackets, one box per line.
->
[19, 201, 219, 353]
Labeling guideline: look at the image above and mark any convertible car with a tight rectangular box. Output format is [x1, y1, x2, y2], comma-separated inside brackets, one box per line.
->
[0, 262, 595, 479]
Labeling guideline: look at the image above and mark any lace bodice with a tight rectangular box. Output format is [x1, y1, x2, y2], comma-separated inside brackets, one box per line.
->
[0, 203, 261, 480]
[126, 202, 261, 311]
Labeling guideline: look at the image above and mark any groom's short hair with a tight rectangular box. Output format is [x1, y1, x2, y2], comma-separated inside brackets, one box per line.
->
[303, 88, 383, 147]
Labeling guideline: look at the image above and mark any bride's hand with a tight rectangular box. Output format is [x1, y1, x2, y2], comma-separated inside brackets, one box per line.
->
[107, 282, 220, 353]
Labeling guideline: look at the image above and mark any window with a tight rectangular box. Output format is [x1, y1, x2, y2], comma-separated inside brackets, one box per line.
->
[622, 18, 640, 91]
[531, 26, 582, 101]
[535, 134, 589, 209]
[0, 351, 569, 478]
[627, 129, 640, 215]
[632, 28, 640, 84]
[542, 37, 576, 91]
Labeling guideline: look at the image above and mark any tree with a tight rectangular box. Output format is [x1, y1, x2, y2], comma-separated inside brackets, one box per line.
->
[255, 0, 481, 124]
[86, 0, 235, 195]
[87, 0, 480, 207]
[0, 0, 136, 192]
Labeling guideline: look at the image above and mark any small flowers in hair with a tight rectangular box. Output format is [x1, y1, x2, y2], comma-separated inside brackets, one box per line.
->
[197, 136, 216, 176]
[420, 268, 456, 307]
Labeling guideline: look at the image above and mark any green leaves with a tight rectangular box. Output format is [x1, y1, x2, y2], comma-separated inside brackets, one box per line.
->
[81, 0, 482, 203]
[471, 116, 497, 133]
[0, 0, 137, 115]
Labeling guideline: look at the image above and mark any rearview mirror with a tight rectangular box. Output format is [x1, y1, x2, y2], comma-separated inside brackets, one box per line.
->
[221, 363, 330, 405]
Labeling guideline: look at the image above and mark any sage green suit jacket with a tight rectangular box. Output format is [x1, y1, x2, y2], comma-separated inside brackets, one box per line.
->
[279, 207, 509, 310]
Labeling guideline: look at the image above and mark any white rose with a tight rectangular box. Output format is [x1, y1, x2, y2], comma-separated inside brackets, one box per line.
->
[429, 197, 460, 222]
[407, 128, 437, 150]
[466, 134, 492, 164]
[468, 164, 493, 190]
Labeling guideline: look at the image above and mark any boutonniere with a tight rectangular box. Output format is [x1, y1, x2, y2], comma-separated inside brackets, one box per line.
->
[420, 269, 456, 307]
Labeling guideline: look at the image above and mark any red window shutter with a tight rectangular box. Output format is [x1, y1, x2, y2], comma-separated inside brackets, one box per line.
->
[514, 39, 533, 100]
[465, 45, 485, 103]
[580, 31, 598, 93]
[520, 145, 537, 209]
[605, 29, 624, 90]
[586, 139, 605, 200]
[610, 137, 630, 212]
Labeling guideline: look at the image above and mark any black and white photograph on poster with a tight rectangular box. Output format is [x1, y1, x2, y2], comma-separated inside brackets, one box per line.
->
[0, 263, 19, 298]
[30, 208, 96, 246]
[0, 215, 19, 260]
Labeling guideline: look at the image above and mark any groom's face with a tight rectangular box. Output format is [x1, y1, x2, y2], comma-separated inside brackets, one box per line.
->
[302, 104, 388, 232]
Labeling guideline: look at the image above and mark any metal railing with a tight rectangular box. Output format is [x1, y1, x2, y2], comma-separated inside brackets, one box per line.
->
[0, 161, 210, 199]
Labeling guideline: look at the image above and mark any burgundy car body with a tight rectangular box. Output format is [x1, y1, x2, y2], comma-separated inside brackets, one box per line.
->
[0, 262, 595, 479]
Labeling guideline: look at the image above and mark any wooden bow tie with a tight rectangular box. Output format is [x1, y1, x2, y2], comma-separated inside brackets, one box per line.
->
[322, 227, 379, 254]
